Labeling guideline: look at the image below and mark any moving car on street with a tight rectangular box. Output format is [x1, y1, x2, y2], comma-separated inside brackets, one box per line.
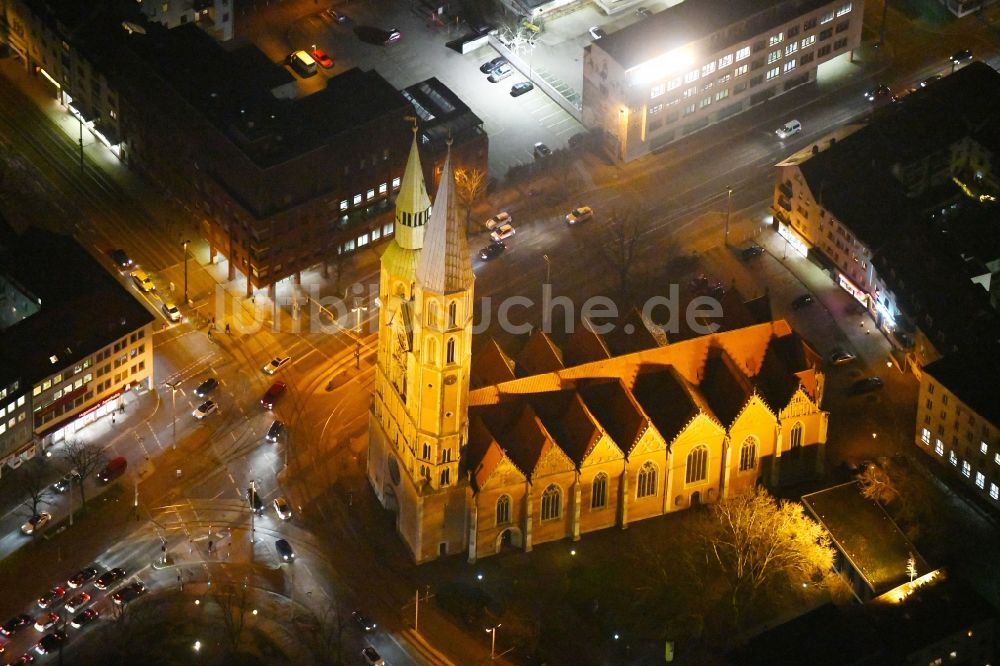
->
[67, 567, 99, 589]
[1, 614, 33, 636]
[21, 513, 51, 535]
[775, 119, 801, 139]
[829, 349, 856, 365]
[362, 646, 385, 665]
[273, 497, 293, 521]
[70, 608, 99, 629]
[741, 243, 764, 260]
[479, 241, 506, 261]
[192, 400, 218, 419]
[130, 269, 155, 292]
[94, 568, 126, 590]
[37, 587, 65, 609]
[34, 612, 59, 632]
[489, 223, 515, 242]
[565, 206, 593, 225]
[265, 419, 286, 443]
[850, 376, 884, 395]
[353, 610, 376, 632]
[109, 249, 133, 269]
[260, 381, 287, 409]
[484, 212, 511, 231]
[533, 142, 552, 158]
[64, 593, 91, 614]
[262, 356, 291, 375]
[791, 294, 815, 310]
[33, 630, 66, 655]
[162, 302, 181, 322]
[194, 377, 219, 398]
[111, 581, 146, 605]
[276, 539, 295, 562]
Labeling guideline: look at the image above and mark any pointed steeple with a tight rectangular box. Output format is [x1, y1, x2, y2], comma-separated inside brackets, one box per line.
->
[416, 146, 473, 294]
[394, 123, 432, 251]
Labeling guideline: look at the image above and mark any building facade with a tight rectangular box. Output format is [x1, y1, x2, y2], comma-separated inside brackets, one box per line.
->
[367, 139, 829, 564]
[0, 227, 155, 476]
[583, 0, 862, 162]
[914, 351, 1000, 511]
[137, 0, 233, 41]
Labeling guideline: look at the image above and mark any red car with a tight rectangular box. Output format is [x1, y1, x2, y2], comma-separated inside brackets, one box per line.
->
[260, 381, 287, 410]
[311, 48, 334, 69]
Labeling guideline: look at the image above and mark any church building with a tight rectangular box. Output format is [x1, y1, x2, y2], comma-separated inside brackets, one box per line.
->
[367, 136, 829, 564]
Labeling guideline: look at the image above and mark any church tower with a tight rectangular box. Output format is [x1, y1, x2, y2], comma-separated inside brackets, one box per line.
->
[368, 138, 474, 562]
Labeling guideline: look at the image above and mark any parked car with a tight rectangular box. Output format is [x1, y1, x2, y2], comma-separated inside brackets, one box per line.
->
[383, 28, 402, 44]
[161, 302, 182, 322]
[951, 48, 972, 65]
[69, 608, 98, 629]
[775, 119, 802, 139]
[64, 592, 91, 614]
[362, 646, 385, 666]
[260, 381, 287, 409]
[8, 654, 34, 665]
[276, 539, 295, 562]
[109, 249, 133, 269]
[864, 83, 897, 106]
[479, 241, 506, 261]
[21, 513, 51, 535]
[565, 206, 593, 225]
[311, 48, 334, 68]
[533, 142, 552, 158]
[920, 74, 942, 87]
[192, 400, 218, 419]
[36, 587, 65, 610]
[487, 63, 513, 83]
[829, 349, 856, 365]
[94, 568, 126, 591]
[33, 613, 59, 632]
[265, 419, 286, 443]
[33, 630, 66, 655]
[484, 212, 511, 231]
[791, 294, 814, 310]
[850, 376, 884, 395]
[741, 243, 764, 260]
[194, 377, 219, 398]
[97, 457, 127, 483]
[489, 223, 516, 242]
[1, 614, 33, 636]
[510, 81, 534, 97]
[53, 471, 79, 493]
[589, 26, 607, 39]
[67, 567, 99, 589]
[479, 56, 507, 74]
[110, 581, 146, 605]
[130, 269, 155, 292]
[353, 610, 376, 632]
[273, 497, 293, 521]
[262, 356, 291, 375]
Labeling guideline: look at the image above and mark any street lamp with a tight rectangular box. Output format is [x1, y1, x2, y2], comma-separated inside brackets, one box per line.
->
[351, 298, 368, 333]
[543, 254, 551, 284]
[724, 186, 733, 246]
[249, 479, 258, 547]
[166, 382, 180, 450]
[486, 623, 501, 660]
[182, 240, 190, 304]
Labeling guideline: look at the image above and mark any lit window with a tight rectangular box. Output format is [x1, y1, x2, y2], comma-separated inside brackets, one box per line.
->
[701, 62, 715, 76]
[936, 440, 944, 456]
[667, 77, 681, 90]
[769, 33, 784, 46]
[648, 103, 663, 115]
[734, 64, 749, 77]
[379, 183, 388, 194]
[961, 460, 971, 477]
[684, 69, 699, 83]
[802, 35, 817, 48]
[820, 11, 834, 24]
[768, 50, 782, 64]
[699, 96, 712, 108]
[357, 233, 369, 247]
[650, 84, 665, 99]
[991, 483, 999, 500]
[975, 472, 985, 488]
[921, 428, 930, 444]
[766, 67, 780, 80]
[949, 450, 958, 466]
[353, 194, 362, 205]
[717, 73, 731, 84]
[683, 103, 696, 116]
[366, 188, 375, 201]
[735, 46, 750, 61]
[383, 222, 394, 235]
[980, 442, 988, 454]
[715, 89, 729, 101]
[683, 86, 697, 98]
[785, 42, 798, 56]
[995, 452, 1000, 465]
[783, 60, 796, 73]
[718, 54, 734, 68]
[836, 2, 852, 16]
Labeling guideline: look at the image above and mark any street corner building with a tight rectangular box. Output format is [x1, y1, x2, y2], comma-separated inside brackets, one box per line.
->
[583, 0, 862, 162]
[366, 138, 831, 564]
[0, 224, 155, 476]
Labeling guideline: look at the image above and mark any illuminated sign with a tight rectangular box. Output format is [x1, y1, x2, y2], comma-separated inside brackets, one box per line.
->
[837, 273, 869, 305]
[777, 223, 809, 258]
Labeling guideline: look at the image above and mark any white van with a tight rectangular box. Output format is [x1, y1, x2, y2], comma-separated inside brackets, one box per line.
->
[775, 120, 802, 139]
[289, 50, 317, 77]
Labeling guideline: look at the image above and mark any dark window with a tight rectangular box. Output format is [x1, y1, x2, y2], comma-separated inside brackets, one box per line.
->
[819, 28, 833, 40]
[835, 20, 849, 33]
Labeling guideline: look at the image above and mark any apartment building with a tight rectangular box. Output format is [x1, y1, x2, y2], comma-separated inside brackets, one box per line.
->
[583, 0, 862, 162]
[136, 0, 233, 41]
[915, 349, 1000, 512]
[0, 226, 155, 476]
[771, 62, 1000, 366]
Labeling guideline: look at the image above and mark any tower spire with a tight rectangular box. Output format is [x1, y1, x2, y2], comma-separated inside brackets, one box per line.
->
[394, 120, 431, 251]
[415, 144, 473, 293]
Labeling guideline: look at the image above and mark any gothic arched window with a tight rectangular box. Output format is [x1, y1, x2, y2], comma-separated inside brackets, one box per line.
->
[790, 422, 803, 449]
[541, 484, 561, 521]
[739, 436, 758, 471]
[637, 461, 658, 498]
[496, 495, 511, 525]
[591, 473, 608, 509]
[686, 446, 709, 484]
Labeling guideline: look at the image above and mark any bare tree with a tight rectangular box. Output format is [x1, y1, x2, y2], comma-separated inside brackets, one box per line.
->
[311, 597, 352, 665]
[454, 167, 488, 235]
[600, 208, 647, 299]
[858, 463, 898, 505]
[690, 486, 834, 632]
[59, 440, 106, 511]
[213, 578, 252, 654]
[15, 460, 55, 518]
